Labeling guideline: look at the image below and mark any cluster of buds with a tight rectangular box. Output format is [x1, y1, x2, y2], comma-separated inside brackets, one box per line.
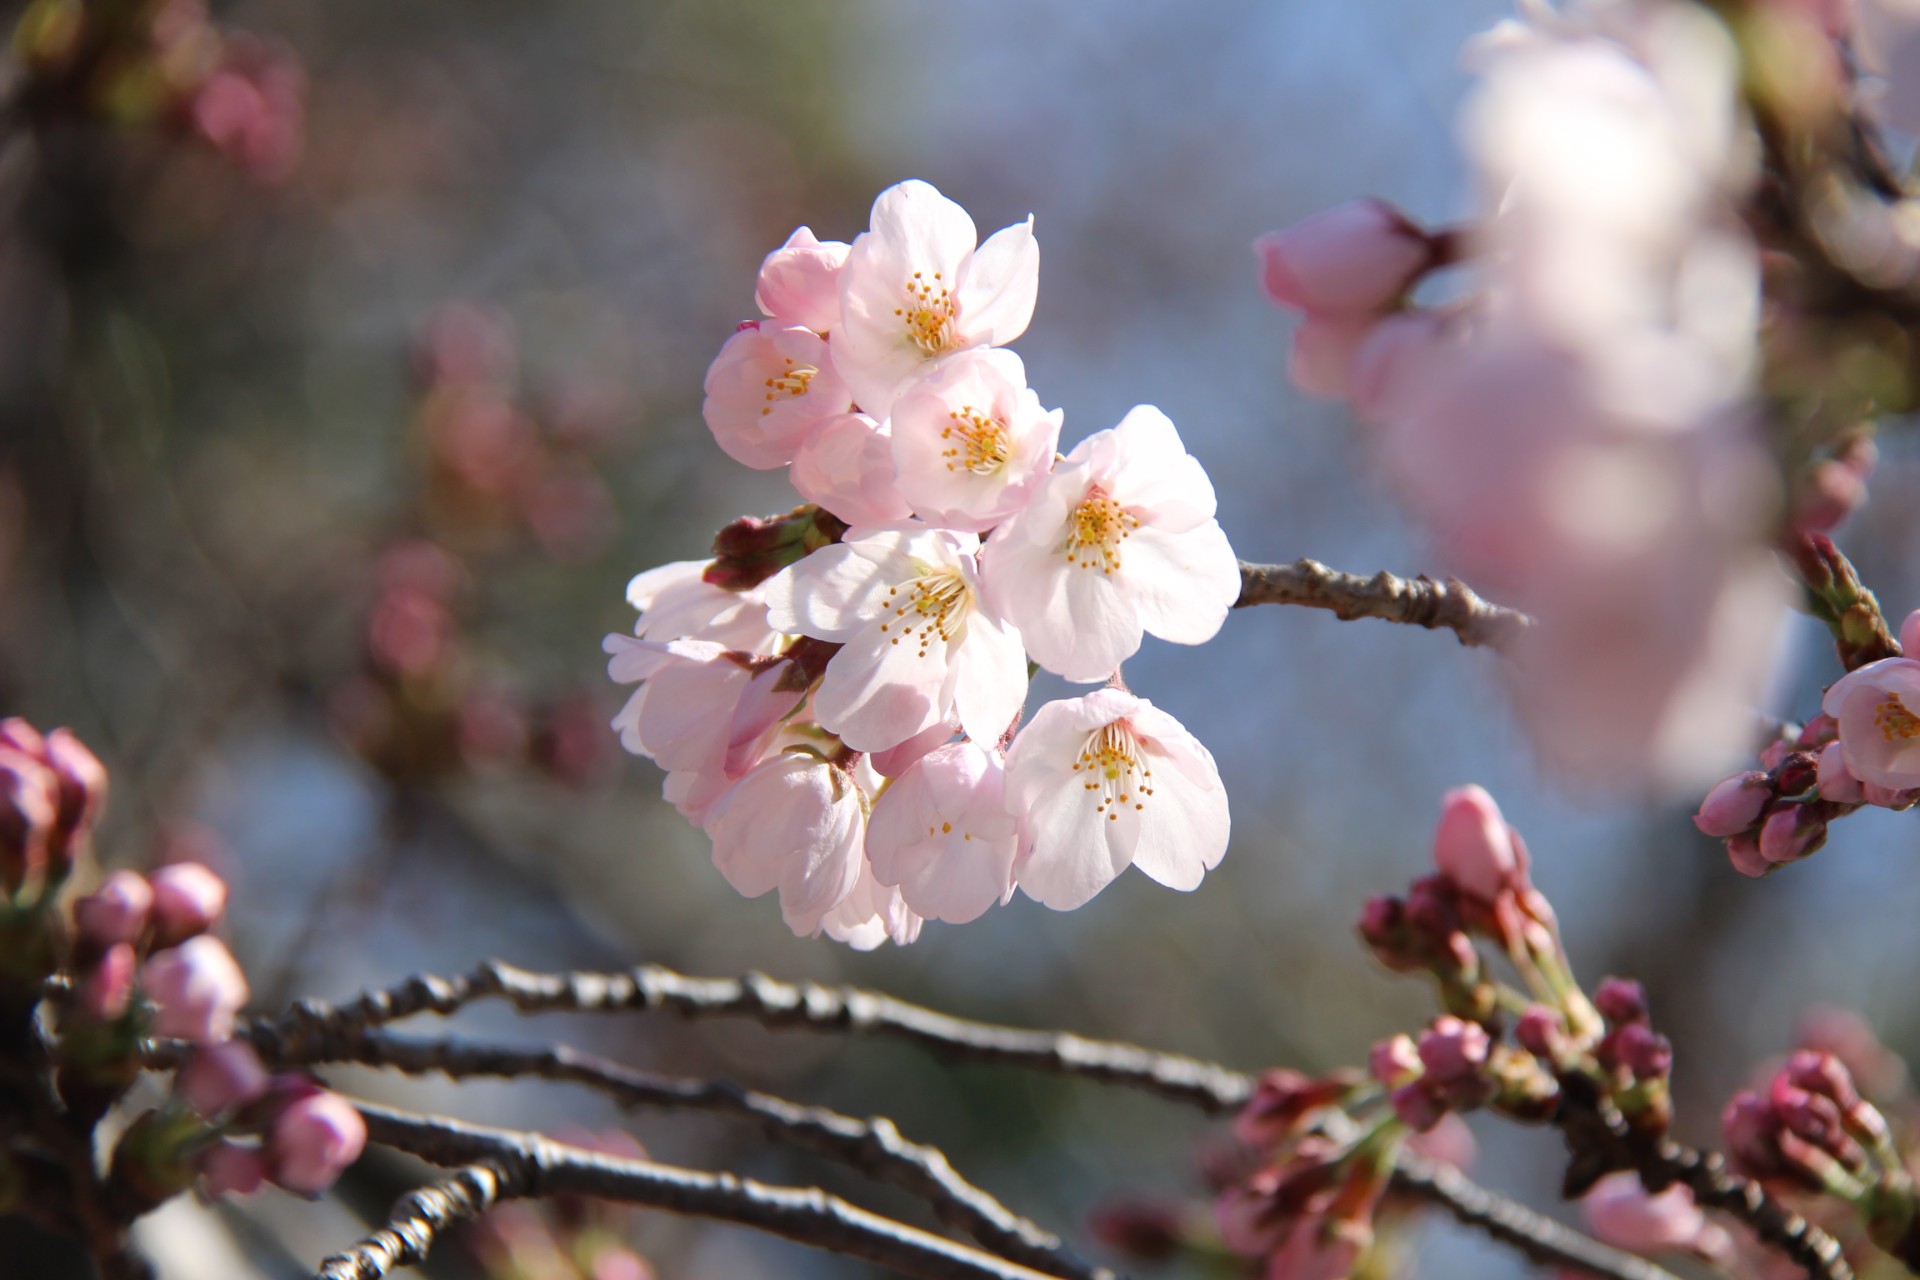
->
[1358, 786, 1597, 1040]
[0, 717, 364, 1227]
[11, 0, 306, 183]
[1723, 1050, 1920, 1266]
[1695, 603, 1920, 877]
[606, 180, 1241, 945]
[117, 1040, 365, 1204]
[331, 301, 626, 790]
[1253, 198, 1457, 423]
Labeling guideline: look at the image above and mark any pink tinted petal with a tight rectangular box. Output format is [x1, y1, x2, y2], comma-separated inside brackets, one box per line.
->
[764, 538, 912, 640]
[1105, 407, 1218, 533]
[812, 624, 947, 752]
[949, 611, 1029, 747]
[955, 216, 1039, 346]
[1350, 310, 1449, 425]
[1035, 564, 1143, 683]
[1903, 609, 1920, 659]
[1016, 769, 1138, 909]
[268, 1092, 368, 1196]
[755, 227, 850, 334]
[870, 719, 959, 777]
[702, 325, 850, 469]
[1129, 742, 1229, 891]
[789, 414, 913, 526]
[866, 743, 1019, 923]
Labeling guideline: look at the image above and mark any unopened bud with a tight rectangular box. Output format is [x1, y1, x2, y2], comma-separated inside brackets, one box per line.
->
[1694, 772, 1770, 837]
[267, 1091, 368, 1196]
[177, 1041, 271, 1120]
[73, 871, 153, 950]
[140, 936, 250, 1042]
[1431, 785, 1525, 904]
[704, 506, 848, 591]
[1594, 977, 1649, 1026]
[148, 862, 229, 946]
[1369, 1035, 1421, 1087]
[1759, 805, 1826, 865]
[1516, 1005, 1568, 1060]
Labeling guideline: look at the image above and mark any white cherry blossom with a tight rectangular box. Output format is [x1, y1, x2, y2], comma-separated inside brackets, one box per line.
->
[833, 180, 1039, 416]
[889, 348, 1062, 532]
[706, 751, 867, 938]
[764, 526, 1027, 753]
[978, 406, 1239, 683]
[788, 412, 914, 527]
[1006, 688, 1229, 910]
[866, 741, 1020, 924]
[820, 862, 924, 950]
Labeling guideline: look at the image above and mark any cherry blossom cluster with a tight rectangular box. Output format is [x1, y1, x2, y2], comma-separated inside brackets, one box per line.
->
[1720, 1014, 1920, 1273]
[1695, 605, 1920, 875]
[0, 717, 364, 1214]
[606, 180, 1240, 946]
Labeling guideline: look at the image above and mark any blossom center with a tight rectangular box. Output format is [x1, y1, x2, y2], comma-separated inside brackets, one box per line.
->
[1070, 720, 1154, 821]
[1063, 485, 1140, 574]
[1875, 694, 1920, 743]
[878, 568, 971, 656]
[941, 406, 1012, 475]
[893, 270, 957, 355]
[761, 358, 817, 416]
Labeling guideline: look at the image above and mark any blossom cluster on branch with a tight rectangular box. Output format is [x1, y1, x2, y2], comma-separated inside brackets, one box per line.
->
[605, 180, 1241, 946]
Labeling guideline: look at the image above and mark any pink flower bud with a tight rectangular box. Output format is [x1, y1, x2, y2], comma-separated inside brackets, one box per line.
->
[1594, 978, 1649, 1026]
[1369, 1034, 1421, 1087]
[1758, 738, 1794, 771]
[198, 1140, 267, 1197]
[267, 1091, 367, 1195]
[148, 862, 229, 945]
[42, 728, 107, 847]
[177, 1040, 271, 1119]
[1287, 314, 1374, 399]
[788, 413, 913, 527]
[1903, 609, 1920, 660]
[1795, 714, 1839, 748]
[754, 226, 850, 336]
[1389, 1080, 1446, 1132]
[1758, 806, 1824, 865]
[1516, 1005, 1567, 1060]
[140, 936, 250, 1042]
[1816, 743, 1866, 805]
[1234, 1070, 1356, 1148]
[79, 943, 137, 1022]
[1726, 833, 1769, 878]
[1417, 1016, 1491, 1085]
[1612, 1024, 1672, 1081]
[73, 871, 153, 949]
[1692, 772, 1770, 837]
[1431, 785, 1522, 903]
[1721, 1090, 1783, 1177]
[1349, 309, 1446, 425]
[0, 746, 58, 893]
[1254, 199, 1434, 317]
[1087, 1197, 1186, 1263]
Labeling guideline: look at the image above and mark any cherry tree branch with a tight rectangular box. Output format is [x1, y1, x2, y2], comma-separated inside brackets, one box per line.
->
[1234, 559, 1530, 651]
[315, 1161, 508, 1280]
[343, 1102, 1083, 1280]
[265, 1028, 1113, 1280]
[248, 963, 1696, 1280]
[1389, 1150, 1684, 1280]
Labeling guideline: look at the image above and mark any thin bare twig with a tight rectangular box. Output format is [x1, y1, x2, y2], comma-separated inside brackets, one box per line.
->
[1389, 1150, 1684, 1280]
[1235, 559, 1530, 651]
[347, 1101, 1080, 1280]
[249, 960, 1257, 1115]
[269, 1028, 1113, 1280]
[316, 1161, 509, 1280]
[249, 963, 1698, 1280]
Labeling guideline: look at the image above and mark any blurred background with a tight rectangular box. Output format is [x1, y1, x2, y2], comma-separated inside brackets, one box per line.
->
[5, 0, 1920, 1276]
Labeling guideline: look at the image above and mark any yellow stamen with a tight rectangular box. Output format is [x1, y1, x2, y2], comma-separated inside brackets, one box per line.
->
[1062, 485, 1140, 575]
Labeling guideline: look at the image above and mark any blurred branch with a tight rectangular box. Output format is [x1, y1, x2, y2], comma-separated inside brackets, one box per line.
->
[269, 1028, 1114, 1280]
[348, 1101, 1081, 1280]
[1556, 1079, 1854, 1280]
[1234, 559, 1530, 651]
[249, 960, 1256, 1114]
[316, 1161, 507, 1280]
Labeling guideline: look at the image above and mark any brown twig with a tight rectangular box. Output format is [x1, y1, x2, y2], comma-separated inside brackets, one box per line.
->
[1389, 1150, 1685, 1280]
[1234, 559, 1530, 651]
[265, 1028, 1113, 1280]
[346, 1101, 1079, 1280]
[315, 1161, 509, 1280]
[249, 961, 1257, 1115]
[248, 963, 1697, 1280]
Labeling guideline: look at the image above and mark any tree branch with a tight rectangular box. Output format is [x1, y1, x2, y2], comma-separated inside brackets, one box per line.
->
[1389, 1150, 1685, 1280]
[1234, 559, 1530, 651]
[269, 1028, 1114, 1280]
[316, 1161, 510, 1280]
[247, 962, 1707, 1280]
[345, 1101, 1086, 1280]
[249, 961, 1257, 1115]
